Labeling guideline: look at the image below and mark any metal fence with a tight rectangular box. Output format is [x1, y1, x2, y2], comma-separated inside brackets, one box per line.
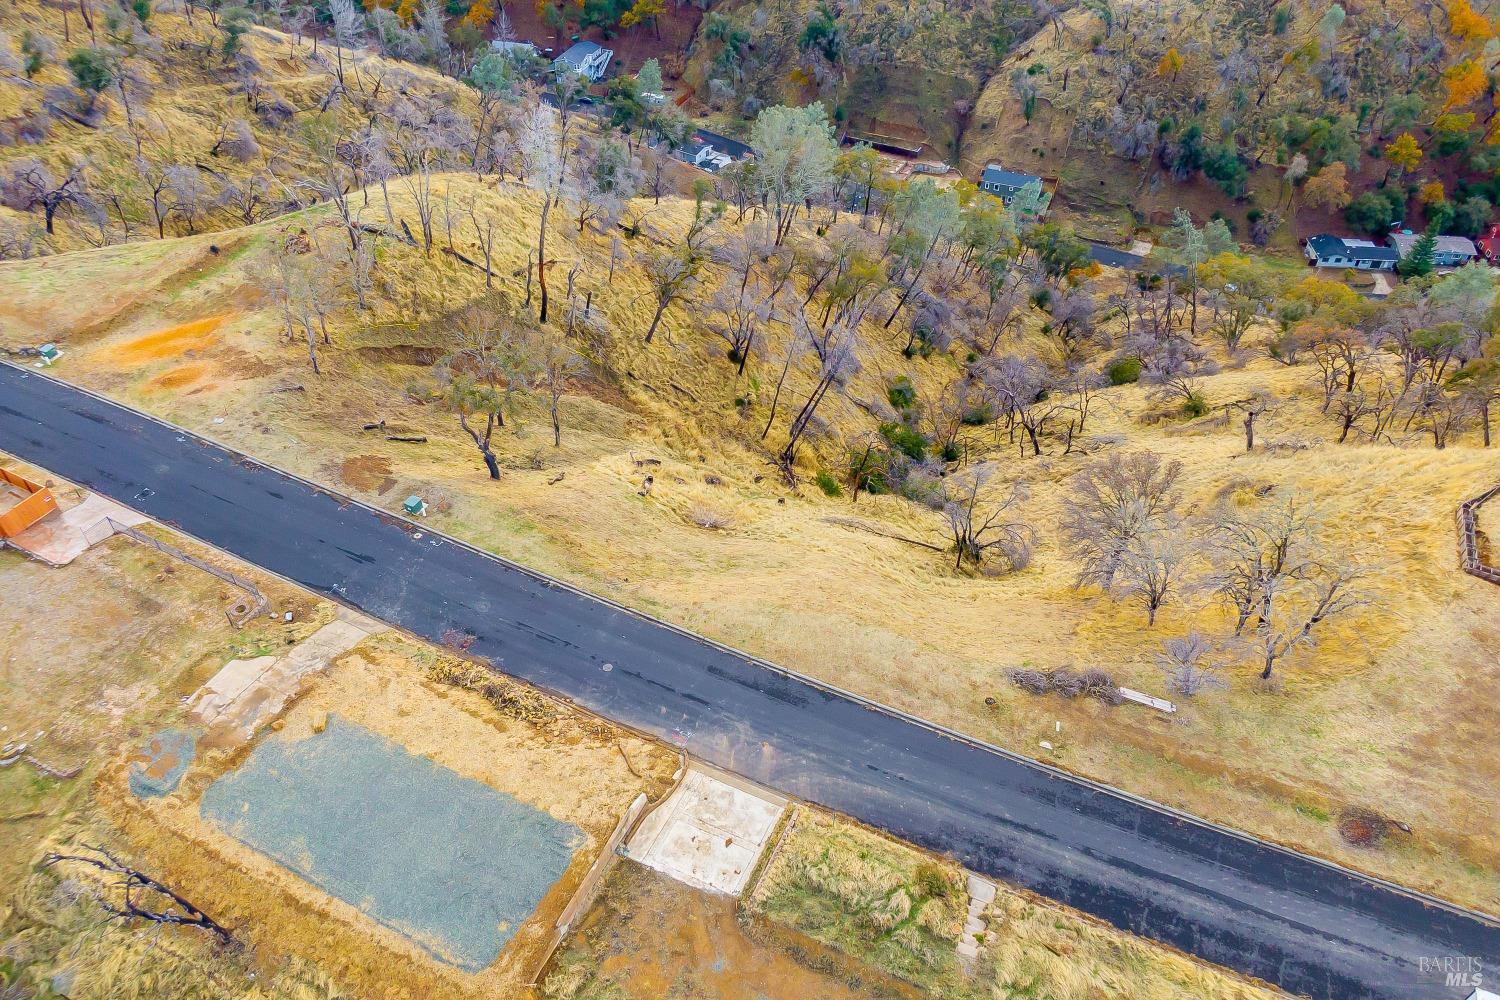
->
[102, 517, 270, 613]
[1457, 486, 1500, 586]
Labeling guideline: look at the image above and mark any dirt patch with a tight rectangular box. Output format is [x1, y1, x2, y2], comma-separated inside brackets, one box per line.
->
[107, 314, 231, 364]
[339, 454, 398, 494]
[1338, 808, 1393, 848]
[356, 344, 446, 366]
[144, 361, 213, 391]
[542, 860, 910, 1000]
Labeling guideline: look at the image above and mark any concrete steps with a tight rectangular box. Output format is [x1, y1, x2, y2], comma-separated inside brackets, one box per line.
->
[956, 873, 998, 966]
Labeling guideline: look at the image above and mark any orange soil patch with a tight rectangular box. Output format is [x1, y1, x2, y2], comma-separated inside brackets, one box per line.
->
[108, 314, 232, 364]
[339, 454, 398, 495]
[144, 361, 213, 392]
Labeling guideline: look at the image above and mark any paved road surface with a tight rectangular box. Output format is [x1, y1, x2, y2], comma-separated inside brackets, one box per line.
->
[1087, 242, 1147, 269]
[1, 362, 1495, 999]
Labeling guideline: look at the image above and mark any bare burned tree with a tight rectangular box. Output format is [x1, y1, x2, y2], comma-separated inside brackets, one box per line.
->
[1156, 632, 1225, 698]
[0, 157, 89, 234]
[1118, 517, 1197, 625]
[1328, 384, 1383, 443]
[1208, 497, 1320, 638]
[1059, 451, 1184, 590]
[943, 463, 1034, 571]
[977, 354, 1056, 457]
[640, 244, 702, 344]
[1249, 561, 1371, 680]
[1134, 332, 1219, 412]
[779, 314, 861, 479]
[44, 846, 231, 943]
[1225, 391, 1275, 451]
[523, 323, 585, 447]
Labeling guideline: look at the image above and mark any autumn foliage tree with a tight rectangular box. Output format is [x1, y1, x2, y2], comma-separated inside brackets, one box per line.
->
[462, 0, 495, 30]
[1383, 133, 1422, 177]
[1300, 162, 1350, 211]
[1156, 47, 1183, 81]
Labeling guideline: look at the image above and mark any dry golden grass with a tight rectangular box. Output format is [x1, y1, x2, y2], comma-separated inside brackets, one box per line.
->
[4, 169, 1499, 922]
[0, 0, 474, 253]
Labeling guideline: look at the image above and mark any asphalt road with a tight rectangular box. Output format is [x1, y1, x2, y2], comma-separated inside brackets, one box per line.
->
[1087, 242, 1148, 269]
[2, 361, 1495, 999]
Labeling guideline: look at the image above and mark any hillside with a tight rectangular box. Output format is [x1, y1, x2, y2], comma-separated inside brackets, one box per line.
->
[0, 0, 493, 256]
[962, 0, 1500, 243]
[680, 0, 1025, 159]
[2, 0, 1500, 991]
[4, 164, 1498, 922]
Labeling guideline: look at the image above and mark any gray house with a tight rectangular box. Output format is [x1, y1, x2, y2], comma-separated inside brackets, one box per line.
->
[1388, 231, 1480, 269]
[1303, 234, 1399, 271]
[979, 164, 1048, 212]
[553, 40, 613, 82]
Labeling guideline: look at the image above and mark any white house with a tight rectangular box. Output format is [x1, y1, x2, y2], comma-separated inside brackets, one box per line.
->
[553, 40, 613, 83]
[679, 139, 732, 172]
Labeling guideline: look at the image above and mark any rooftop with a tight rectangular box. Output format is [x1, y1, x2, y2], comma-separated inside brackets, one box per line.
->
[1389, 231, 1479, 255]
[981, 164, 1043, 189]
[1306, 234, 1399, 261]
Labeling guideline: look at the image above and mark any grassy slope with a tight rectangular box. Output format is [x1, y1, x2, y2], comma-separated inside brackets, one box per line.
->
[746, 806, 1286, 998]
[0, 1, 472, 253]
[4, 164, 1497, 923]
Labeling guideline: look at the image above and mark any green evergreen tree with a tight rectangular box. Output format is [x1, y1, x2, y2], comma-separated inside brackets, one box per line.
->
[66, 48, 114, 108]
[1398, 227, 1436, 278]
[635, 57, 663, 97]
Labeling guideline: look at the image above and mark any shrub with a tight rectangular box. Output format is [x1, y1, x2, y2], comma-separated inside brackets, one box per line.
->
[887, 375, 917, 410]
[912, 862, 954, 901]
[1006, 667, 1122, 705]
[1107, 357, 1142, 385]
[880, 421, 927, 460]
[899, 468, 947, 510]
[961, 403, 995, 426]
[813, 470, 843, 497]
[938, 441, 961, 462]
[1182, 392, 1209, 418]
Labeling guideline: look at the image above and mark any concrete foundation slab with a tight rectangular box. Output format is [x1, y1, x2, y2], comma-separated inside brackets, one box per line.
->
[625, 766, 785, 896]
[189, 616, 380, 745]
[4, 493, 147, 566]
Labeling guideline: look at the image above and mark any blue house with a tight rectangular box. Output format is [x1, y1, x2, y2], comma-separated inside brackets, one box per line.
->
[979, 164, 1049, 215]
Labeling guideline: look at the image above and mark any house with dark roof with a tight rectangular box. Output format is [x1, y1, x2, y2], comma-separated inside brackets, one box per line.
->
[553, 40, 613, 82]
[671, 130, 751, 173]
[1388, 231, 1480, 269]
[678, 139, 732, 172]
[1303, 234, 1399, 271]
[979, 164, 1048, 213]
